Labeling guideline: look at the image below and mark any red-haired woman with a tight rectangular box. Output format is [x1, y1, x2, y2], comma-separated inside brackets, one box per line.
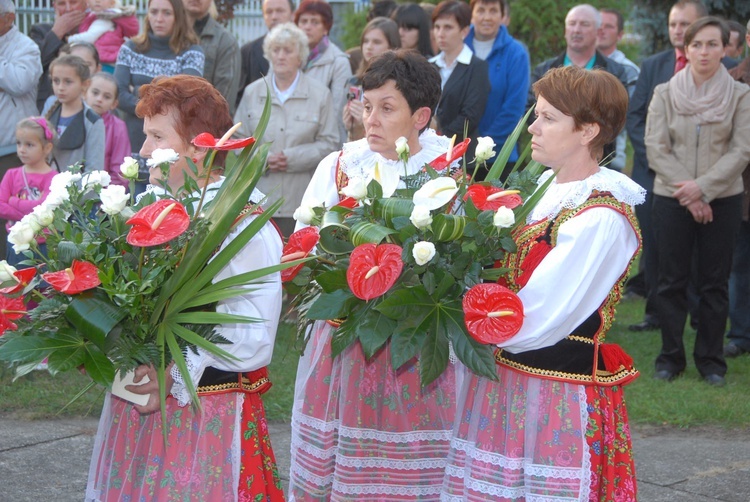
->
[85, 75, 285, 502]
[442, 66, 644, 500]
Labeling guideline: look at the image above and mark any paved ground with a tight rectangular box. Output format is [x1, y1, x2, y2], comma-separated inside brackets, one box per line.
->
[0, 418, 748, 501]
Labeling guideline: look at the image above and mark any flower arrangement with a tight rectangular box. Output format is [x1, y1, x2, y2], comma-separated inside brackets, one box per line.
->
[284, 117, 553, 385]
[0, 102, 297, 411]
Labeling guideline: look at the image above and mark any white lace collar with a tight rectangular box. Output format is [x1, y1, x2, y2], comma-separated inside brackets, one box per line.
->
[338, 129, 453, 181]
[139, 177, 266, 208]
[528, 167, 646, 223]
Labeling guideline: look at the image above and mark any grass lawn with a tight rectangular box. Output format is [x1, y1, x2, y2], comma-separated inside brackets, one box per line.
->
[2, 298, 749, 429]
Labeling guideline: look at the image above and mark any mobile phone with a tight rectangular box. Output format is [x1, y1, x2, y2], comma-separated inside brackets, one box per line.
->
[347, 86, 362, 101]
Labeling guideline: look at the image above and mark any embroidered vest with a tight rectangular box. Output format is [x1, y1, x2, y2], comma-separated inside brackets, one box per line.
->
[495, 191, 641, 386]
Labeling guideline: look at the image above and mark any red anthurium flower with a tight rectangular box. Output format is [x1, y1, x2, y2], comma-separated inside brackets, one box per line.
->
[0, 268, 37, 295]
[347, 243, 404, 301]
[281, 227, 320, 282]
[42, 260, 101, 295]
[463, 283, 524, 344]
[126, 199, 190, 247]
[464, 185, 523, 211]
[191, 132, 256, 151]
[0, 294, 25, 335]
[429, 138, 471, 170]
[336, 196, 358, 210]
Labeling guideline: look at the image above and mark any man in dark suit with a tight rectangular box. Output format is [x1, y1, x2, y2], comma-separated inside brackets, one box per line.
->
[429, 0, 490, 162]
[236, 0, 294, 108]
[625, 0, 739, 334]
[527, 4, 635, 165]
[29, 0, 87, 112]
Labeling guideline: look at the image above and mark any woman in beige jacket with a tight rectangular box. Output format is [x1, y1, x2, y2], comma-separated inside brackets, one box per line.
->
[235, 22, 339, 237]
[645, 17, 750, 387]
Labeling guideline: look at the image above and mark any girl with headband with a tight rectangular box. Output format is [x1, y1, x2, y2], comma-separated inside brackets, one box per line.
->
[0, 117, 58, 266]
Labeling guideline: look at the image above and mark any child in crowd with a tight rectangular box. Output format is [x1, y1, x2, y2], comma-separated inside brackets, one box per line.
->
[41, 43, 103, 113]
[44, 55, 105, 173]
[68, 0, 139, 73]
[0, 118, 58, 265]
[86, 72, 129, 186]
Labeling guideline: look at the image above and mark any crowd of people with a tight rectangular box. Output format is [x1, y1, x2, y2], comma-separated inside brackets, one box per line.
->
[1, 0, 750, 499]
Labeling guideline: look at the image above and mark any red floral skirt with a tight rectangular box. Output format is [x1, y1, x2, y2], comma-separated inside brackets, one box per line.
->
[441, 364, 637, 501]
[86, 391, 285, 502]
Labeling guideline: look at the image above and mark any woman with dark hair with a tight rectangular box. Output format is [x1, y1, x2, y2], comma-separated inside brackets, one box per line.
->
[289, 50, 457, 501]
[343, 16, 400, 141]
[295, 0, 352, 144]
[391, 2, 434, 58]
[441, 66, 645, 501]
[85, 75, 285, 502]
[646, 17, 750, 386]
[114, 0, 204, 154]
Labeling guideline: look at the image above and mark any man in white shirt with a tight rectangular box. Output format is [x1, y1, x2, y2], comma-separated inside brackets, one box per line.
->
[597, 7, 640, 172]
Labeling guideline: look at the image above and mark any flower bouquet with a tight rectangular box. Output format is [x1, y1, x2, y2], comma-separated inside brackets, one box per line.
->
[284, 116, 554, 386]
[0, 100, 301, 413]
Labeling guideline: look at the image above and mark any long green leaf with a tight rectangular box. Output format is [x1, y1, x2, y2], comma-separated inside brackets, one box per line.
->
[349, 221, 397, 246]
[418, 315, 450, 387]
[171, 322, 238, 363]
[65, 292, 127, 351]
[373, 198, 414, 226]
[432, 214, 467, 242]
[486, 106, 536, 181]
[172, 312, 260, 325]
[82, 344, 115, 389]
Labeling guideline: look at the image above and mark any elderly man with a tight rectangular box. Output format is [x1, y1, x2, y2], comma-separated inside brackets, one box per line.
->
[596, 7, 639, 172]
[30, 0, 86, 112]
[527, 4, 634, 164]
[237, 0, 294, 107]
[184, 0, 241, 114]
[726, 20, 746, 61]
[0, 0, 43, 149]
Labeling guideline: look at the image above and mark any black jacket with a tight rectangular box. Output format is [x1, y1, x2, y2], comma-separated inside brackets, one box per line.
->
[29, 23, 67, 112]
[237, 35, 268, 109]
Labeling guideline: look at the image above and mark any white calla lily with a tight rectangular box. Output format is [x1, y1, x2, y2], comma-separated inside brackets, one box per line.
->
[412, 177, 458, 210]
[368, 162, 400, 198]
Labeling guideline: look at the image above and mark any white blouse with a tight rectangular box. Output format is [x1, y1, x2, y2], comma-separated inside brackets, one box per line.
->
[498, 168, 645, 354]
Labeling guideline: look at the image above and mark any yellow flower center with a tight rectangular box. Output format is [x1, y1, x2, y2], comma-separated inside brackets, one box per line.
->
[486, 189, 520, 201]
[65, 268, 75, 281]
[446, 134, 456, 160]
[151, 203, 176, 231]
[487, 310, 514, 318]
[430, 185, 456, 198]
[281, 251, 306, 263]
[365, 265, 380, 279]
[216, 122, 242, 147]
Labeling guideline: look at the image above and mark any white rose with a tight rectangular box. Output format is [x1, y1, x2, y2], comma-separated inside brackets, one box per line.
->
[31, 204, 55, 228]
[81, 170, 111, 190]
[8, 221, 36, 253]
[395, 136, 409, 156]
[340, 177, 368, 200]
[100, 185, 129, 215]
[20, 212, 42, 233]
[49, 171, 81, 194]
[147, 148, 180, 168]
[293, 204, 317, 225]
[493, 206, 515, 228]
[44, 188, 69, 210]
[0, 261, 17, 283]
[412, 241, 436, 266]
[119, 156, 140, 179]
[475, 137, 497, 163]
[409, 205, 433, 229]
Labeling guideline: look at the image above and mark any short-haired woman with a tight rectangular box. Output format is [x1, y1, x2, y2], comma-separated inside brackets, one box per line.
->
[114, 0, 204, 154]
[441, 66, 645, 501]
[295, 0, 353, 144]
[235, 22, 339, 237]
[646, 17, 750, 386]
[86, 75, 285, 502]
[290, 50, 457, 501]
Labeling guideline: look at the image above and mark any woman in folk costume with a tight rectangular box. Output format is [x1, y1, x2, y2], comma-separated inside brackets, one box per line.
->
[85, 75, 285, 501]
[441, 66, 645, 501]
[289, 50, 458, 501]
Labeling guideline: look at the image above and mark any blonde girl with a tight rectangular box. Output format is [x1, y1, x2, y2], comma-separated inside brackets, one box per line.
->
[0, 118, 58, 265]
[44, 54, 105, 172]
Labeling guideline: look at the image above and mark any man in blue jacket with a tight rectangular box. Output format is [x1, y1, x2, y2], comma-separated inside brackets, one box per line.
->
[464, 0, 529, 180]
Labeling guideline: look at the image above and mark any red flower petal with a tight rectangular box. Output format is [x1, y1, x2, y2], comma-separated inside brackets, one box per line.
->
[281, 227, 320, 282]
[464, 185, 523, 211]
[0, 268, 37, 295]
[429, 138, 471, 170]
[42, 260, 101, 295]
[336, 197, 358, 209]
[191, 132, 256, 151]
[346, 243, 403, 301]
[463, 283, 524, 344]
[126, 199, 190, 247]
